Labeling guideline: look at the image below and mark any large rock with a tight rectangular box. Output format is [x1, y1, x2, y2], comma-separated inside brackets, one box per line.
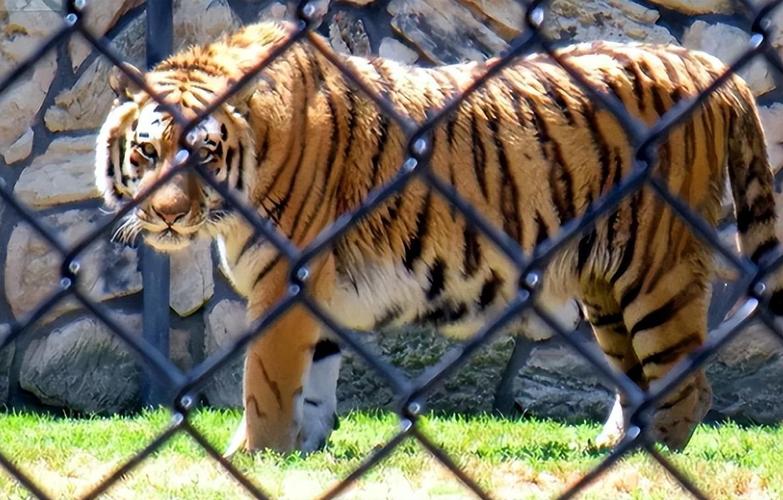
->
[707, 323, 783, 423]
[458, 0, 524, 39]
[19, 313, 191, 413]
[0, 325, 13, 405]
[4, 208, 142, 321]
[45, 0, 239, 133]
[759, 103, 783, 175]
[173, 0, 240, 47]
[647, 0, 734, 14]
[543, 0, 675, 45]
[69, 0, 144, 71]
[514, 340, 614, 422]
[19, 314, 144, 413]
[2, 127, 33, 165]
[13, 135, 100, 207]
[388, 0, 508, 64]
[338, 327, 514, 414]
[379, 37, 419, 64]
[202, 299, 247, 407]
[169, 239, 214, 317]
[0, 4, 59, 153]
[683, 20, 776, 97]
[329, 11, 371, 57]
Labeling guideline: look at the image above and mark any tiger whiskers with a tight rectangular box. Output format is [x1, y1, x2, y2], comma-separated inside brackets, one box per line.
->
[111, 215, 143, 246]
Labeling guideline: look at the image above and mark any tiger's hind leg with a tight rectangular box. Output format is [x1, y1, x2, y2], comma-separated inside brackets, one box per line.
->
[621, 268, 713, 451]
[299, 337, 342, 453]
[580, 287, 647, 449]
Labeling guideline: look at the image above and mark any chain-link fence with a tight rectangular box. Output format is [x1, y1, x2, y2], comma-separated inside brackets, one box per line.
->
[1, 0, 783, 498]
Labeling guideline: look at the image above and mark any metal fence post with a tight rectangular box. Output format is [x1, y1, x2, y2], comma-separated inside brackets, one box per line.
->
[140, 0, 173, 408]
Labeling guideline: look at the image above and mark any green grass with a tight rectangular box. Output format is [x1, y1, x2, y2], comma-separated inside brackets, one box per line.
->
[0, 409, 780, 499]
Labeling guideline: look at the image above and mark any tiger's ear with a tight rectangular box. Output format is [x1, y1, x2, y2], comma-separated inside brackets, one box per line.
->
[109, 62, 145, 99]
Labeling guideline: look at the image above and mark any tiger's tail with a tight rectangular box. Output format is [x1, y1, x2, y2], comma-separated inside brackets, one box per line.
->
[726, 84, 783, 314]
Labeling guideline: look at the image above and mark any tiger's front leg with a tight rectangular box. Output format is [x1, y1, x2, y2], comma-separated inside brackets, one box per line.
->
[240, 304, 321, 453]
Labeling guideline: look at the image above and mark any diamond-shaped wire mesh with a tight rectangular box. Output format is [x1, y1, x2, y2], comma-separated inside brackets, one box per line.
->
[1, 0, 783, 498]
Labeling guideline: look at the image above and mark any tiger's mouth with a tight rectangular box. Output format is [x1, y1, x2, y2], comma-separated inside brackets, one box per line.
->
[145, 227, 193, 251]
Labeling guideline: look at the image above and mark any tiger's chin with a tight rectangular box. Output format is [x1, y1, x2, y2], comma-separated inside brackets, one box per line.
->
[143, 229, 194, 252]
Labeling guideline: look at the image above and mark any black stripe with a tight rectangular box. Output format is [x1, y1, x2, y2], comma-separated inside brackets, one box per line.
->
[220, 123, 228, 140]
[528, 66, 575, 126]
[737, 199, 776, 233]
[403, 192, 431, 271]
[470, 103, 489, 199]
[583, 105, 612, 192]
[750, 238, 779, 264]
[374, 305, 403, 329]
[463, 225, 482, 277]
[609, 191, 641, 284]
[489, 102, 523, 243]
[426, 259, 447, 300]
[478, 271, 504, 310]
[629, 284, 700, 337]
[369, 114, 389, 186]
[253, 255, 282, 287]
[577, 228, 597, 275]
[534, 212, 548, 247]
[414, 302, 468, 325]
[313, 339, 341, 361]
[590, 312, 624, 327]
[657, 381, 696, 411]
[640, 332, 701, 367]
[619, 280, 642, 310]
[235, 144, 244, 191]
[525, 96, 575, 221]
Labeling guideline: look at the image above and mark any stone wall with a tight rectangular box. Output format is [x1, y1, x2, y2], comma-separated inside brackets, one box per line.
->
[0, 0, 781, 424]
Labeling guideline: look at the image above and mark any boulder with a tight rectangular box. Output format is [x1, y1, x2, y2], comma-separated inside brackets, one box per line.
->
[169, 238, 214, 317]
[14, 135, 101, 207]
[0, 7, 58, 154]
[202, 299, 247, 407]
[543, 0, 675, 45]
[2, 127, 34, 165]
[388, 0, 508, 64]
[683, 20, 776, 96]
[69, 0, 144, 71]
[647, 0, 735, 15]
[379, 37, 419, 64]
[4, 208, 142, 321]
[19, 314, 144, 413]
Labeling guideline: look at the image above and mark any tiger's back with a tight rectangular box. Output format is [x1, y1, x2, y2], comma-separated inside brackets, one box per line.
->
[95, 22, 782, 455]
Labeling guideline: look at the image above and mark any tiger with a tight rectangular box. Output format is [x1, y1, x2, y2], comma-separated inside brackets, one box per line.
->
[95, 20, 783, 455]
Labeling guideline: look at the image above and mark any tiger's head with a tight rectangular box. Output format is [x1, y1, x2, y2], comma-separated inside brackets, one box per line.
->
[95, 63, 256, 252]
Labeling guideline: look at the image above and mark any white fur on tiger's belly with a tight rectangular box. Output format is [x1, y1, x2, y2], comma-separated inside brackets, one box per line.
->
[327, 261, 582, 339]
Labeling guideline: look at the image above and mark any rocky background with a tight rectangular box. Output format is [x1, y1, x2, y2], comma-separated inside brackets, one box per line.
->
[0, 0, 782, 425]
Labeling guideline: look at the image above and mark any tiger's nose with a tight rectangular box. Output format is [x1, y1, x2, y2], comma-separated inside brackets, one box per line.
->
[153, 207, 188, 226]
[149, 183, 191, 226]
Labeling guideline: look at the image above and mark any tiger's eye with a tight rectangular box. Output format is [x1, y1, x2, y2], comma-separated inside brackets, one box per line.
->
[140, 142, 157, 158]
[197, 147, 213, 163]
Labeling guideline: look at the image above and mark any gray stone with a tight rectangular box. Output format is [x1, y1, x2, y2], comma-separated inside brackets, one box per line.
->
[338, 327, 514, 414]
[683, 20, 776, 97]
[759, 103, 783, 175]
[388, 0, 508, 64]
[19, 314, 144, 413]
[0, 325, 13, 405]
[378, 37, 419, 64]
[0, 6, 59, 152]
[4, 208, 142, 322]
[2, 127, 33, 165]
[256, 2, 289, 21]
[543, 0, 675, 45]
[202, 299, 247, 407]
[459, 0, 525, 39]
[170, 328, 194, 371]
[14, 135, 101, 207]
[69, 0, 144, 71]
[173, 0, 240, 48]
[169, 239, 214, 317]
[647, 0, 735, 14]
[514, 341, 614, 422]
[707, 323, 783, 423]
[329, 11, 371, 57]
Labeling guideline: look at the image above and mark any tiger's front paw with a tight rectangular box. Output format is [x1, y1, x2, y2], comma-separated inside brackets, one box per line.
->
[297, 399, 338, 453]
